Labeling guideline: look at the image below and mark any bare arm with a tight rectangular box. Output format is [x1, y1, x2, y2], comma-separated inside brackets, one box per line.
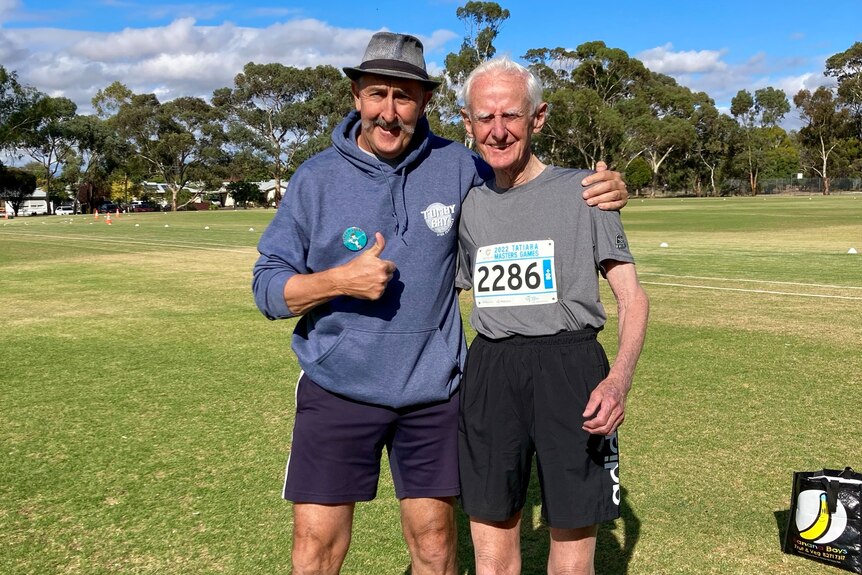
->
[582, 261, 649, 435]
[283, 232, 396, 316]
[581, 161, 629, 211]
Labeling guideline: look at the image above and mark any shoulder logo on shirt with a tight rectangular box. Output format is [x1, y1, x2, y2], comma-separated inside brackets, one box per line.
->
[616, 234, 627, 250]
[421, 203, 456, 236]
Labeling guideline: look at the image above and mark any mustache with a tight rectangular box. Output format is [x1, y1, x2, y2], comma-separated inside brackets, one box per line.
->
[363, 117, 416, 135]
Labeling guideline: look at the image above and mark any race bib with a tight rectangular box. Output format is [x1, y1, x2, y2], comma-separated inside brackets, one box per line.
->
[473, 240, 558, 308]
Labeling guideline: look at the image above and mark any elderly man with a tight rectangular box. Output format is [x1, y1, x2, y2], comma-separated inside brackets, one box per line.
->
[253, 32, 628, 575]
[456, 58, 650, 575]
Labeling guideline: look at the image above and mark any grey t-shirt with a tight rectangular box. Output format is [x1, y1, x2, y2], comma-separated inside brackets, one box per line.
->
[456, 165, 635, 340]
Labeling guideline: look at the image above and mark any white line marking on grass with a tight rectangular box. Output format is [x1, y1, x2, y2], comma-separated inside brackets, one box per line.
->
[641, 282, 862, 301]
[0, 232, 255, 254]
[641, 273, 862, 291]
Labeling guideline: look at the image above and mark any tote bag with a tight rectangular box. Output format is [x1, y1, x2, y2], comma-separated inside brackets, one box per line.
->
[783, 467, 862, 573]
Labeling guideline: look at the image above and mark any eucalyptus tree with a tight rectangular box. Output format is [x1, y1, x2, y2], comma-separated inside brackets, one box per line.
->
[1, 67, 34, 151]
[0, 165, 37, 216]
[730, 87, 791, 194]
[622, 73, 699, 193]
[91, 82, 151, 205]
[110, 92, 226, 211]
[64, 113, 134, 210]
[794, 87, 851, 195]
[17, 95, 78, 212]
[212, 63, 351, 204]
[691, 96, 738, 196]
[524, 42, 648, 170]
[825, 42, 862, 139]
[434, 1, 510, 144]
[445, 1, 510, 86]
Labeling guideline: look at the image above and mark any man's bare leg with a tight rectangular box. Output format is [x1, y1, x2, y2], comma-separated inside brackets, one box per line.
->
[469, 513, 522, 575]
[292, 502, 354, 575]
[547, 524, 598, 575]
[400, 497, 458, 575]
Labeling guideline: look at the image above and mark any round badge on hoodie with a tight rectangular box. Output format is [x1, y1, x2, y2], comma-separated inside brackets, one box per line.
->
[342, 227, 368, 251]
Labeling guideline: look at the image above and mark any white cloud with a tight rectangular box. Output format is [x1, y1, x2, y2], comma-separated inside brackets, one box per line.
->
[0, 0, 19, 24]
[72, 17, 206, 61]
[0, 18, 457, 114]
[636, 43, 837, 114]
[0, 0, 16, 9]
[632, 42, 841, 131]
[638, 43, 728, 75]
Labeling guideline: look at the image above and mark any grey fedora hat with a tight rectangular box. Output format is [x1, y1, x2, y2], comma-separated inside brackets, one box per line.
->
[343, 32, 441, 89]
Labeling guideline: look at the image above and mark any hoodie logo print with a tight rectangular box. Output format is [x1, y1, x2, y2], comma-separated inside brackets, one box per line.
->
[421, 203, 456, 236]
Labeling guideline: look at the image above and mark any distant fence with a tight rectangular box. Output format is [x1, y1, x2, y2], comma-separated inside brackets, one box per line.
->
[639, 177, 862, 197]
[747, 177, 862, 195]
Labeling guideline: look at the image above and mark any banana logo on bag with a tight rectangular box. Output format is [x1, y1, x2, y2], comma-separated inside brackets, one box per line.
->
[795, 489, 848, 544]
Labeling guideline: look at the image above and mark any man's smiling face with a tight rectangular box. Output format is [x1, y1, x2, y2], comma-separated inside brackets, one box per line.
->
[352, 74, 432, 160]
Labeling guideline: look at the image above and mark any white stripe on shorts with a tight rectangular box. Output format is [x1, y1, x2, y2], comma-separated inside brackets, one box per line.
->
[282, 370, 304, 499]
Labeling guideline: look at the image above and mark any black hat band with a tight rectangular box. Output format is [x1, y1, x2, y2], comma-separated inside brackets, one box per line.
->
[358, 59, 430, 80]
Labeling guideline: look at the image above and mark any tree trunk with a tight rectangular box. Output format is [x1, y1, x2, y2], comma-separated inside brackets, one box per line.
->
[746, 142, 758, 196]
[749, 171, 758, 196]
[709, 166, 717, 197]
[820, 135, 830, 195]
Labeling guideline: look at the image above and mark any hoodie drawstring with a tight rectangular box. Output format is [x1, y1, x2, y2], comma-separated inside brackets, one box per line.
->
[380, 163, 409, 245]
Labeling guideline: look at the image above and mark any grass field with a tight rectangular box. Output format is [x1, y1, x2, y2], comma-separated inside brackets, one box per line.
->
[1, 196, 860, 574]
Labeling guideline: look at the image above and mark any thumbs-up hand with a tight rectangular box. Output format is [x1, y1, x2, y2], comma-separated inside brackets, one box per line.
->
[337, 232, 396, 300]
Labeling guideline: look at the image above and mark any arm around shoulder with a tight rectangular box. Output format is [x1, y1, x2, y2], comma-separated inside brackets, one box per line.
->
[581, 161, 629, 211]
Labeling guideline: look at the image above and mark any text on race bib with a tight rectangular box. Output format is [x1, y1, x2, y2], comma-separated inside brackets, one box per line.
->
[473, 240, 558, 308]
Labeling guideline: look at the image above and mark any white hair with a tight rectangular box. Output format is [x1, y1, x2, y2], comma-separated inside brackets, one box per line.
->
[462, 57, 544, 115]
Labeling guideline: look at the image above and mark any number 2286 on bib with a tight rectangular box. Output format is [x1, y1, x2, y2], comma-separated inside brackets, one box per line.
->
[473, 240, 558, 308]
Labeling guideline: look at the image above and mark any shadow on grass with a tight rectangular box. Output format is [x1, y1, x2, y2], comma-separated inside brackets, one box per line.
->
[453, 467, 641, 575]
[774, 508, 790, 549]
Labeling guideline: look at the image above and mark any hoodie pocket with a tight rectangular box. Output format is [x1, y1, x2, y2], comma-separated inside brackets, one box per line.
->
[312, 327, 459, 408]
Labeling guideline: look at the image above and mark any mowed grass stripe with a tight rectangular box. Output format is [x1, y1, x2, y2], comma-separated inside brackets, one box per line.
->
[0, 231, 257, 254]
[640, 272, 862, 290]
[641, 281, 862, 300]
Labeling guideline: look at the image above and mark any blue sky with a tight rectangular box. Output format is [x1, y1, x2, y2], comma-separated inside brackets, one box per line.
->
[1, 0, 861, 123]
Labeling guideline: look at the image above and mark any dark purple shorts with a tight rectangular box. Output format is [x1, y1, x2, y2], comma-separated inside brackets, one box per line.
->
[283, 373, 460, 503]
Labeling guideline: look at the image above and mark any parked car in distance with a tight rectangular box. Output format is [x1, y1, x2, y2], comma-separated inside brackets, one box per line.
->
[97, 203, 119, 213]
[131, 202, 158, 212]
[55, 205, 75, 215]
[20, 207, 48, 216]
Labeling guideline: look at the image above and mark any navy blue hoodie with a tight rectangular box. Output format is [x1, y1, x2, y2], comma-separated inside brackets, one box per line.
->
[253, 111, 490, 408]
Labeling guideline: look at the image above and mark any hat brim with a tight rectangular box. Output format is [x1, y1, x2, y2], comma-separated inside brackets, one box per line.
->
[343, 66, 441, 90]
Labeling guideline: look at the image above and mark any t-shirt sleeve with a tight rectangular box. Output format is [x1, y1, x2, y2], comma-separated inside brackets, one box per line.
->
[455, 193, 478, 291]
[592, 208, 635, 272]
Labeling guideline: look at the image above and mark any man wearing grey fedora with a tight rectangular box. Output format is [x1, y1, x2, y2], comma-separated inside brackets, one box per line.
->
[253, 31, 629, 574]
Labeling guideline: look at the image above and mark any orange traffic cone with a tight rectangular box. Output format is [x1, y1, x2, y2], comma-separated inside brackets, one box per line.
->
[94, 210, 99, 219]
[116, 208, 121, 218]
[106, 213, 112, 225]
